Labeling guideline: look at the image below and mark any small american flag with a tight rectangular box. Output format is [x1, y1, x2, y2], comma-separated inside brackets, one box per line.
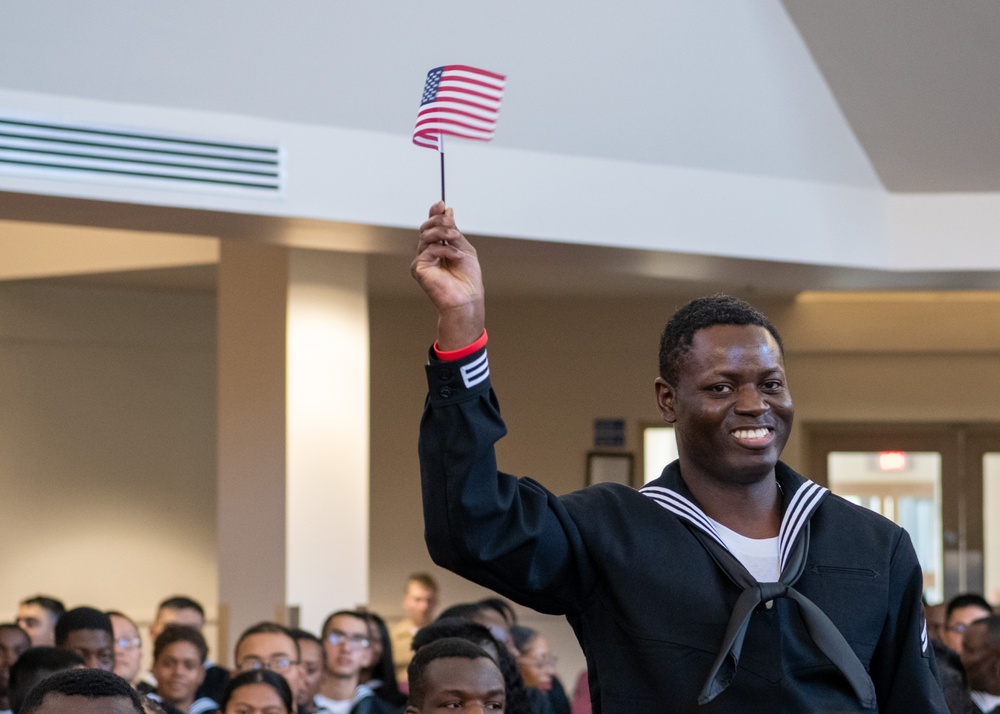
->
[413, 65, 506, 151]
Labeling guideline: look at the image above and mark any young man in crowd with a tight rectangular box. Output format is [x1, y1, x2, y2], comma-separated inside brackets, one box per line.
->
[139, 597, 227, 703]
[404, 638, 505, 714]
[412, 202, 947, 712]
[943, 593, 994, 656]
[389, 574, 439, 684]
[958, 614, 1000, 714]
[318, 611, 397, 714]
[18, 667, 143, 714]
[7, 648, 85, 714]
[233, 622, 303, 709]
[0, 624, 30, 714]
[15, 598, 64, 648]
[148, 625, 216, 714]
[54, 608, 114, 672]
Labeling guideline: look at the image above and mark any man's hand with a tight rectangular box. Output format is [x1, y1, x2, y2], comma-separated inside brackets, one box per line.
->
[411, 202, 486, 351]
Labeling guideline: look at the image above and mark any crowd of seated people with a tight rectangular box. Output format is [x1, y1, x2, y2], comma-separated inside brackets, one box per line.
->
[7, 584, 999, 714]
[0, 579, 586, 714]
[924, 592, 1000, 714]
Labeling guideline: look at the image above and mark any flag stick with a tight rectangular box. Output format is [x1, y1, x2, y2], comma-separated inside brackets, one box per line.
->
[439, 133, 446, 203]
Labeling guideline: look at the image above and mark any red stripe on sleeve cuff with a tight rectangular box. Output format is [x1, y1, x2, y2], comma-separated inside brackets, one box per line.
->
[433, 329, 488, 361]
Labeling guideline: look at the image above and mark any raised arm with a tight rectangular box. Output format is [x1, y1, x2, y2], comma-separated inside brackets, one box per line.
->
[411, 203, 598, 616]
[410, 201, 485, 351]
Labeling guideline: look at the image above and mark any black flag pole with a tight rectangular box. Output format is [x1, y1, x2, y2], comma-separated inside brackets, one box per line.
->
[439, 133, 446, 203]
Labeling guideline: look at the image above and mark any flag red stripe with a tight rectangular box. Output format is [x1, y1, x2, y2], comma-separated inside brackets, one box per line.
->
[417, 106, 497, 125]
[438, 74, 506, 93]
[415, 118, 495, 136]
[441, 64, 507, 82]
[435, 84, 503, 104]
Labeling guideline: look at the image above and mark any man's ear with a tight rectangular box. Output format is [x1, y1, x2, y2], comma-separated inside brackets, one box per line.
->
[654, 377, 677, 424]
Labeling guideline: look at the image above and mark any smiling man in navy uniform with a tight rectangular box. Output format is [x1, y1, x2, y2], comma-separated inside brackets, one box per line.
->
[411, 202, 947, 713]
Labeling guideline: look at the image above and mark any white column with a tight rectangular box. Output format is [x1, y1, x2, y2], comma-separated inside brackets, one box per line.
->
[217, 243, 369, 662]
[286, 249, 369, 634]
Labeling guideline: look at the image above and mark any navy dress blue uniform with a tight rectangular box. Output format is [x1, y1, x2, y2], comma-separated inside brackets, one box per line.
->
[419, 346, 948, 714]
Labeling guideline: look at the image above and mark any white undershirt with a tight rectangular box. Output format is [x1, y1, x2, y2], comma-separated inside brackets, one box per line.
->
[708, 517, 781, 582]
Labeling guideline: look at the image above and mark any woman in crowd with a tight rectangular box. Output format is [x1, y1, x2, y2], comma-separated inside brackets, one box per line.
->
[512, 626, 568, 714]
[359, 612, 406, 708]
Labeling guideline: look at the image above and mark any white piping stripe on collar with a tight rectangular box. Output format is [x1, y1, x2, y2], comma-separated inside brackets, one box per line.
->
[641, 479, 828, 573]
[920, 620, 929, 653]
[777, 480, 828, 572]
[640, 486, 728, 551]
[460, 350, 489, 388]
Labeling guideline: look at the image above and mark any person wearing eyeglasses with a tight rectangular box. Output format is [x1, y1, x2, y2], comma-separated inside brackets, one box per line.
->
[107, 612, 142, 687]
[960, 615, 1000, 714]
[233, 622, 306, 714]
[944, 594, 994, 656]
[317, 612, 399, 714]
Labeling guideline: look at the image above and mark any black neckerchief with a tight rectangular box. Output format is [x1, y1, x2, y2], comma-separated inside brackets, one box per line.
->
[640, 461, 877, 709]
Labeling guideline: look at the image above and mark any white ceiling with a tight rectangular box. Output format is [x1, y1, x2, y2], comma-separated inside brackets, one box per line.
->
[1, 1, 999, 295]
[2, 0, 974, 190]
[782, 0, 1000, 191]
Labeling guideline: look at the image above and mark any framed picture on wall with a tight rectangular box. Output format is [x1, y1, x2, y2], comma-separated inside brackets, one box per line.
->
[587, 451, 634, 487]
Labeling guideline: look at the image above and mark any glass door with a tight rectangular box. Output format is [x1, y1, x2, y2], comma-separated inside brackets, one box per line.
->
[806, 424, 1000, 602]
[826, 450, 943, 602]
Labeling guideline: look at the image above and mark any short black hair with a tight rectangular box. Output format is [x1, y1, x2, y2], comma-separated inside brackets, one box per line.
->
[946, 593, 993, 622]
[658, 294, 783, 385]
[19, 667, 143, 714]
[8, 647, 85, 714]
[477, 598, 517, 626]
[54, 607, 113, 646]
[156, 596, 205, 619]
[413, 619, 495, 653]
[436, 603, 486, 622]
[19, 597, 66, 619]
[220, 669, 293, 714]
[153, 624, 208, 663]
[320, 610, 368, 638]
[412, 618, 531, 714]
[407, 638, 502, 708]
[234, 622, 299, 661]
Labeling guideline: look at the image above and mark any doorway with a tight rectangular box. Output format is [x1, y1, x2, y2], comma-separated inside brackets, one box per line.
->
[805, 423, 1000, 603]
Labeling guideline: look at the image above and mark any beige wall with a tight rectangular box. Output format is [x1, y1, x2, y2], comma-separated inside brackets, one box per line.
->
[0, 279, 218, 655]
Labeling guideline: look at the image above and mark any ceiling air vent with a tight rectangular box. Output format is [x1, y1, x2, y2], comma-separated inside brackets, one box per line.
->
[0, 116, 281, 194]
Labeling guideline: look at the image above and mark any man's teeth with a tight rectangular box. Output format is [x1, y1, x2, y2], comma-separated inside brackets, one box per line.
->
[733, 428, 769, 439]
